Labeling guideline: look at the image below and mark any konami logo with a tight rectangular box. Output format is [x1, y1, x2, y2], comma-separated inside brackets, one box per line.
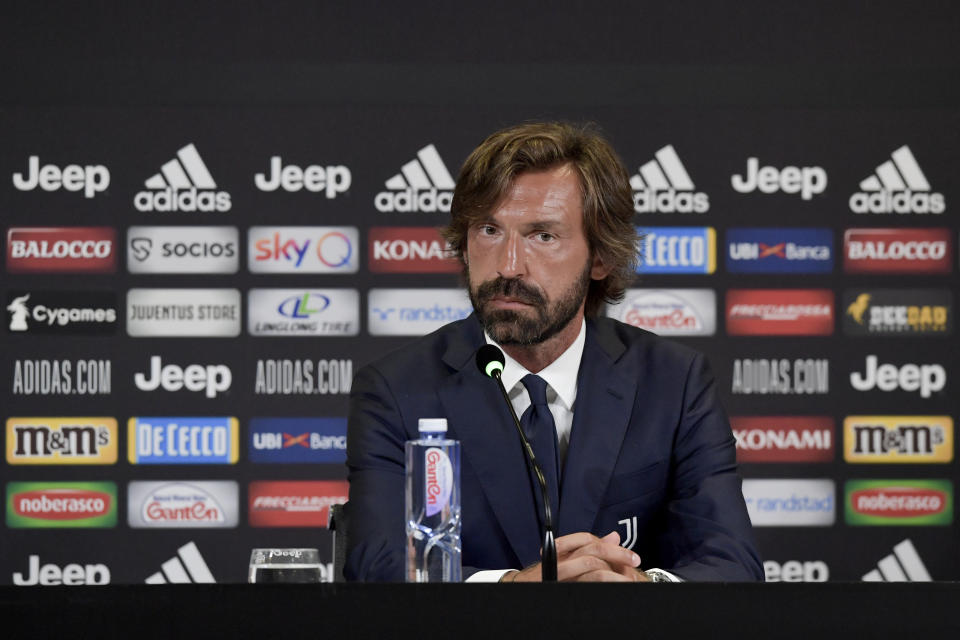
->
[368, 227, 459, 273]
[726, 289, 834, 336]
[843, 228, 952, 274]
[248, 480, 348, 527]
[845, 480, 952, 526]
[732, 416, 834, 463]
[6, 227, 117, 273]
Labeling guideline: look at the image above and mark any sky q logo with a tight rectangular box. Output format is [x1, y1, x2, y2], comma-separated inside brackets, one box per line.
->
[732, 416, 834, 463]
[6, 482, 117, 529]
[6, 227, 116, 273]
[6, 417, 117, 465]
[248, 289, 359, 337]
[843, 228, 952, 274]
[126, 289, 241, 337]
[742, 479, 835, 526]
[844, 416, 953, 463]
[368, 227, 460, 273]
[127, 417, 239, 464]
[842, 289, 951, 336]
[249, 418, 347, 463]
[636, 227, 716, 273]
[128, 481, 239, 528]
[726, 289, 834, 336]
[606, 289, 716, 336]
[845, 480, 953, 526]
[127, 226, 239, 274]
[249, 480, 349, 527]
[368, 288, 473, 336]
[7, 291, 117, 335]
[726, 228, 833, 273]
[248, 226, 358, 273]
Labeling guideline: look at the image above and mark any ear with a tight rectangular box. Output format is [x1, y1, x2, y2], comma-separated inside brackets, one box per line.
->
[590, 252, 610, 280]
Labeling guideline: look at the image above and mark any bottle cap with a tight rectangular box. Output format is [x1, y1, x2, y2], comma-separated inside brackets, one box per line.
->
[418, 418, 448, 433]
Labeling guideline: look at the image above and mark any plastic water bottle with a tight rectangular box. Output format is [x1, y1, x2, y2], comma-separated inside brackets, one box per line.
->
[405, 418, 462, 582]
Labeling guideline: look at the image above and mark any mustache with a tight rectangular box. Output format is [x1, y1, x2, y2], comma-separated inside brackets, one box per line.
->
[474, 277, 545, 306]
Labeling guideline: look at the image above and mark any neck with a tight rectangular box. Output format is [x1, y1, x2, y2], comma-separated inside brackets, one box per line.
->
[499, 311, 585, 373]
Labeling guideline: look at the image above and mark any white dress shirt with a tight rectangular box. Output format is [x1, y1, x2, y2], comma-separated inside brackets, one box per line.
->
[466, 319, 681, 583]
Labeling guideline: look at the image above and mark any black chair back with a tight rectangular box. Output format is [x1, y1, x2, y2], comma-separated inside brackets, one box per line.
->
[327, 502, 349, 583]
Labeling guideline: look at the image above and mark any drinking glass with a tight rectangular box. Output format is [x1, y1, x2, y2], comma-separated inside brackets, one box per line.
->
[248, 548, 324, 583]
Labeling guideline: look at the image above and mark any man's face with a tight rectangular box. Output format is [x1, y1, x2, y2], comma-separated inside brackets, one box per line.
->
[465, 164, 608, 345]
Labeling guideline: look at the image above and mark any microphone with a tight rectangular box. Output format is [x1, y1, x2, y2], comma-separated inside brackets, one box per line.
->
[475, 344, 558, 582]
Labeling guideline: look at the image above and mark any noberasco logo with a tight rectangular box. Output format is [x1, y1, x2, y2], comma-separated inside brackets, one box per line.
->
[134, 143, 231, 212]
[850, 145, 944, 214]
[631, 145, 708, 213]
[6, 482, 117, 528]
[374, 144, 454, 212]
[845, 480, 952, 525]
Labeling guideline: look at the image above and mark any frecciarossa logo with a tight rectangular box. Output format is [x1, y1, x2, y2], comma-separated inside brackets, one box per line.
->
[843, 228, 952, 274]
[6, 227, 117, 273]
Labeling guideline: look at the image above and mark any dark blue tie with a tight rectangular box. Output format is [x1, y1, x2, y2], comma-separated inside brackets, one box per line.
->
[519, 374, 560, 531]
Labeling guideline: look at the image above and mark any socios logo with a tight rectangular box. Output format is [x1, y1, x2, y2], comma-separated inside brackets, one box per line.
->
[726, 228, 833, 273]
[127, 417, 239, 464]
[742, 479, 835, 526]
[845, 480, 952, 526]
[606, 289, 716, 336]
[636, 227, 716, 274]
[128, 481, 239, 528]
[248, 226, 359, 273]
[844, 416, 953, 463]
[127, 226, 239, 274]
[248, 289, 359, 337]
[6, 417, 118, 465]
[249, 418, 347, 463]
[6, 482, 117, 529]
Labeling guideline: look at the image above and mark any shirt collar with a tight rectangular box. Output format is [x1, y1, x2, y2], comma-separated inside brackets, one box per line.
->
[484, 319, 586, 411]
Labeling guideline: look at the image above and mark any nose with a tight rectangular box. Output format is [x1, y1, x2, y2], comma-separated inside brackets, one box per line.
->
[496, 231, 525, 279]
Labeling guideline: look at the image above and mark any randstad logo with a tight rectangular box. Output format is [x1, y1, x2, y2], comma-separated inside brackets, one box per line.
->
[248, 227, 358, 273]
[849, 145, 945, 214]
[374, 144, 455, 213]
[134, 143, 232, 212]
[630, 145, 709, 214]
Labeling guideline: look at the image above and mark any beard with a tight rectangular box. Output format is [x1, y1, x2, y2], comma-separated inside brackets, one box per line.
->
[468, 262, 591, 346]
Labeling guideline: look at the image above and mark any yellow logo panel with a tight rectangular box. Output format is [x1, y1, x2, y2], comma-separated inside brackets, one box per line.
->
[844, 416, 953, 463]
[6, 417, 118, 465]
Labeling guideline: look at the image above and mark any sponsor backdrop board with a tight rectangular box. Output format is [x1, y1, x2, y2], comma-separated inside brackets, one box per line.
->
[1, 3, 959, 586]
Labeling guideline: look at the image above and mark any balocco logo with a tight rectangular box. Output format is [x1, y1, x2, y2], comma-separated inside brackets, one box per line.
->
[133, 143, 231, 212]
[6, 228, 117, 274]
[374, 144, 455, 213]
[844, 228, 952, 274]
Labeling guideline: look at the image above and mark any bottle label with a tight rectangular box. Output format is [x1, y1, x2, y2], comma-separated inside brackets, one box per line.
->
[424, 447, 453, 517]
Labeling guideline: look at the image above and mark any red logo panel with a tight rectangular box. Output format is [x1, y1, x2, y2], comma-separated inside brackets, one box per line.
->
[733, 416, 835, 463]
[6, 227, 117, 273]
[248, 480, 348, 527]
[368, 227, 460, 273]
[843, 228, 952, 274]
[726, 289, 834, 335]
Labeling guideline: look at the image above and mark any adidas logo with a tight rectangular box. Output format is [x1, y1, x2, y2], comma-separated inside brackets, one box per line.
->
[144, 541, 216, 584]
[849, 145, 945, 214]
[630, 145, 709, 213]
[374, 144, 455, 213]
[861, 538, 931, 582]
[134, 143, 232, 212]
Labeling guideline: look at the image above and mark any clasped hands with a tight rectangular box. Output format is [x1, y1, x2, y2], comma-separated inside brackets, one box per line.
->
[500, 531, 651, 583]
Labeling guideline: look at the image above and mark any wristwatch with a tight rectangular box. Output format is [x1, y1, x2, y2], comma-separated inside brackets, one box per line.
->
[644, 568, 680, 583]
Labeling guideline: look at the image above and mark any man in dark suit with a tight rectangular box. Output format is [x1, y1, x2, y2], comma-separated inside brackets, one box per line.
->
[346, 122, 762, 582]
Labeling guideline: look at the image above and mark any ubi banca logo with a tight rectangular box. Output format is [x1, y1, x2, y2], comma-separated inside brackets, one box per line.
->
[375, 144, 455, 212]
[731, 158, 827, 200]
[630, 145, 708, 213]
[134, 143, 231, 212]
[850, 145, 944, 214]
[12, 155, 110, 198]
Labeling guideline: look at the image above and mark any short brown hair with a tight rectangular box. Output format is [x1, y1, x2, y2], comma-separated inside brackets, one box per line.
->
[443, 122, 637, 316]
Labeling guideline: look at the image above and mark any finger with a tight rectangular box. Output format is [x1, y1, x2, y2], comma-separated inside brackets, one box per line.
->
[600, 531, 620, 546]
[571, 569, 637, 583]
[555, 532, 605, 556]
[567, 540, 641, 569]
[557, 554, 616, 582]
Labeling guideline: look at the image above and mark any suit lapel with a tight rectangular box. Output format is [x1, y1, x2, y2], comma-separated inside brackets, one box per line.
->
[437, 316, 542, 565]
[558, 319, 637, 536]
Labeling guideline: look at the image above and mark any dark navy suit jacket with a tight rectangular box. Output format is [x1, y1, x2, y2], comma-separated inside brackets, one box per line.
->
[344, 314, 763, 581]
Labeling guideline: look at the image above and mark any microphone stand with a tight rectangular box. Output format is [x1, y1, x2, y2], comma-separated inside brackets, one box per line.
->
[490, 369, 558, 582]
